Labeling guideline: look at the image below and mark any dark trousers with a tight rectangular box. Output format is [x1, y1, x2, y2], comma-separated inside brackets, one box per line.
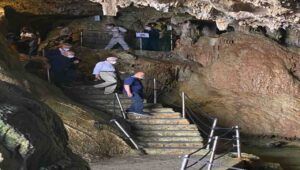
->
[51, 69, 67, 86]
[128, 93, 144, 114]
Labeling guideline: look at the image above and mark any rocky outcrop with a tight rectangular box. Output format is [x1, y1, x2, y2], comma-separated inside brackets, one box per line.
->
[0, 31, 132, 166]
[0, 81, 88, 169]
[173, 32, 300, 137]
[91, 0, 300, 30]
[0, 0, 102, 15]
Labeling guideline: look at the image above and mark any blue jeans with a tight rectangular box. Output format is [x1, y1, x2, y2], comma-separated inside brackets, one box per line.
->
[127, 93, 144, 114]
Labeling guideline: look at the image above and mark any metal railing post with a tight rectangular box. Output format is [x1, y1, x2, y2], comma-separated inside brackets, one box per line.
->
[206, 118, 218, 149]
[110, 119, 139, 150]
[207, 136, 218, 170]
[180, 154, 190, 170]
[42, 49, 51, 83]
[235, 126, 241, 158]
[80, 31, 83, 47]
[153, 78, 157, 104]
[182, 92, 185, 118]
[115, 93, 127, 119]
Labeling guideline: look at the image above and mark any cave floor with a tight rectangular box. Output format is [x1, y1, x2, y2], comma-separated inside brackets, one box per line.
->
[89, 155, 243, 170]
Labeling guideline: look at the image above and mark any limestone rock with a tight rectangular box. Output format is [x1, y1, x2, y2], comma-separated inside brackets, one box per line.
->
[1, 0, 299, 31]
[216, 17, 232, 31]
[0, 81, 89, 169]
[173, 32, 300, 137]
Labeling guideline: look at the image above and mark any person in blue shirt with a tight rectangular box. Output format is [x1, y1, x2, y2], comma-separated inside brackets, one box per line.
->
[124, 72, 145, 115]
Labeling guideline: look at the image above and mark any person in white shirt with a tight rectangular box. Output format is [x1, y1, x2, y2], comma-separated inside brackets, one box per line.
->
[104, 24, 129, 51]
[93, 57, 118, 94]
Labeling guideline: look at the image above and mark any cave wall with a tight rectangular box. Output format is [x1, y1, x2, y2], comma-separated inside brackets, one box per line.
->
[173, 32, 300, 137]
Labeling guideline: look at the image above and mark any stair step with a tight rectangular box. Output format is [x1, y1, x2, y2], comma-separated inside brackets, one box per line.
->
[129, 118, 190, 125]
[137, 136, 203, 142]
[128, 112, 181, 119]
[143, 108, 175, 113]
[132, 124, 199, 131]
[134, 130, 200, 137]
[140, 141, 203, 148]
[75, 94, 129, 100]
[143, 147, 208, 155]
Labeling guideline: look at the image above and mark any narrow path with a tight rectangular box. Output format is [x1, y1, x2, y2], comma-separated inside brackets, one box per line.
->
[89, 156, 182, 170]
[89, 155, 243, 170]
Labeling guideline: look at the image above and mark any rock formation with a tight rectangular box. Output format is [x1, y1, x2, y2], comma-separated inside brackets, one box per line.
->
[0, 81, 88, 169]
[91, 0, 300, 30]
[172, 32, 300, 137]
[1, 0, 299, 31]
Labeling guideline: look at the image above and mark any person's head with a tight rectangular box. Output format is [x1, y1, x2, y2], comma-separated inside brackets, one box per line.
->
[134, 72, 145, 80]
[106, 23, 115, 30]
[144, 25, 151, 31]
[106, 56, 118, 64]
[65, 51, 75, 58]
[60, 43, 72, 51]
[149, 23, 157, 28]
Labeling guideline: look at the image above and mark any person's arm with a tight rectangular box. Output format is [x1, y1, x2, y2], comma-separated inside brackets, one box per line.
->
[93, 62, 103, 80]
[124, 85, 132, 97]
[118, 27, 127, 33]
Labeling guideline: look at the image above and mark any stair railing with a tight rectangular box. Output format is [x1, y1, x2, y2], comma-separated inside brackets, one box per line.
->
[145, 79, 242, 159]
[182, 92, 242, 158]
[180, 136, 219, 170]
[153, 78, 157, 104]
[114, 93, 127, 119]
[111, 94, 141, 150]
[110, 119, 139, 150]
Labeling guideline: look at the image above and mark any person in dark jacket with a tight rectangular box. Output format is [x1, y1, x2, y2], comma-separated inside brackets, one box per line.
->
[45, 43, 72, 86]
[148, 23, 160, 51]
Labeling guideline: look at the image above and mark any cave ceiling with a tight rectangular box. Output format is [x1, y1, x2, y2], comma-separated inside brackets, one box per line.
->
[0, 0, 299, 31]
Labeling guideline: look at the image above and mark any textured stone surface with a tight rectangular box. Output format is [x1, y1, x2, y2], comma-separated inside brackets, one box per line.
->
[0, 81, 89, 169]
[0, 0, 299, 31]
[172, 32, 300, 137]
[0, 0, 102, 15]
[90, 0, 300, 30]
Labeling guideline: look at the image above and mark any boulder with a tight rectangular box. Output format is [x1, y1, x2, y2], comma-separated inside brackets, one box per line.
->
[172, 32, 300, 137]
[0, 81, 88, 169]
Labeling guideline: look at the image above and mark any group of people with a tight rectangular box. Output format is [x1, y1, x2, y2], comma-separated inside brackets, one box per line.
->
[93, 57, 146, 116]
[104, 23, 163, 51]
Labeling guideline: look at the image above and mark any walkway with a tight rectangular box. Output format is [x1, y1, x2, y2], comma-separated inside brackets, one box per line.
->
[89, 155, 244, 170]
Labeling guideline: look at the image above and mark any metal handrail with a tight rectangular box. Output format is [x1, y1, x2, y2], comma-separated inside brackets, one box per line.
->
[115, 93, 127, 119]
[180, 136, 219, 170]
[110, 119, 139, 150]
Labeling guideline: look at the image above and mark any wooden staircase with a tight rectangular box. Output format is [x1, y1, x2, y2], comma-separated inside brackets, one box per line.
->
[64, 86, 204, 155]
